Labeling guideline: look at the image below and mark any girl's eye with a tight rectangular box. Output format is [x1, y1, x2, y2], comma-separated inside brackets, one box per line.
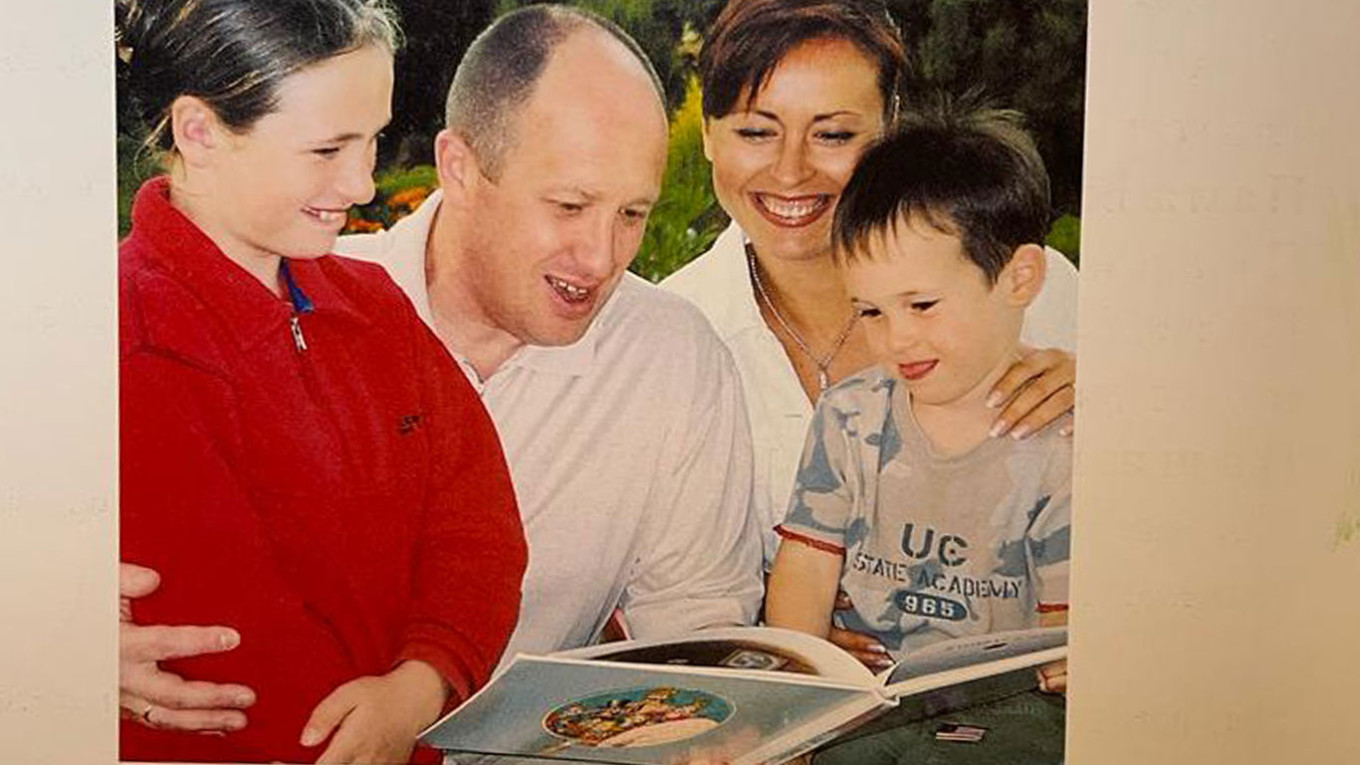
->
[312, 147, 341, 157]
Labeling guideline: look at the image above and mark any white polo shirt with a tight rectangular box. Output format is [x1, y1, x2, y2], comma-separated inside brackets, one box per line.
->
[339, 195, 764, 666]
[661, 222, 1080, 566]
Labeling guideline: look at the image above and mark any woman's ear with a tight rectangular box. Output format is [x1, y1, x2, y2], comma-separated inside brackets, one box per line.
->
[168, 95, 220, 168]
[1000, 243, 1048, 307]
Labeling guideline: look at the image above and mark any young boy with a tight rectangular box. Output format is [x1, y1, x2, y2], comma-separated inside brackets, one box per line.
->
[765, 107, 1071, 679]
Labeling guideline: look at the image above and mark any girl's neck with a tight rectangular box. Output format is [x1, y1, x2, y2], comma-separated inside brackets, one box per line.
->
[169, 166, 283, 297]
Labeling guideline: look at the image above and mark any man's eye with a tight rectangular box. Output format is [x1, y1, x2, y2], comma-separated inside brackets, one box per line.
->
[620, 208, 649, 226]
[556, 201, 584, 214]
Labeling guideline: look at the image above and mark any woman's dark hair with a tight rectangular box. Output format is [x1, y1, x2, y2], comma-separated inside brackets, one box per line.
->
[699, 0, 906, 122]
[832, 103, 1052, 284]
[116, 0, 401, 153]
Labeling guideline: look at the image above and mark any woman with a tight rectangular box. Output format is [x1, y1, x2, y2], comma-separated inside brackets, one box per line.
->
[663, 0, 1077, 572]
[117, 1, 526, 762]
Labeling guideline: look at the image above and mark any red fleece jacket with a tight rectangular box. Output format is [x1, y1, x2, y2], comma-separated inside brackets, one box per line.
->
[119, 178, 526, 764]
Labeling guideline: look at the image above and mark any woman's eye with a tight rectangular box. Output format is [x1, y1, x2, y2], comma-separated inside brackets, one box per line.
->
[855, 306, 882, 319]
[817, 131, 856, 144]
[735, 127, 774, 140]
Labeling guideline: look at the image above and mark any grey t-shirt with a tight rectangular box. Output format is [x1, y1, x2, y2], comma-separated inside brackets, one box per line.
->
[779, 366, 1071, 659]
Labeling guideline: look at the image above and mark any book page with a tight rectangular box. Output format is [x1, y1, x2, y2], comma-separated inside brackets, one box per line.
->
[559, 626, 874, 685]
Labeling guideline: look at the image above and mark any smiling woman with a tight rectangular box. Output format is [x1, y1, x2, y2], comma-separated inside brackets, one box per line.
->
[115, 1, 527, 763]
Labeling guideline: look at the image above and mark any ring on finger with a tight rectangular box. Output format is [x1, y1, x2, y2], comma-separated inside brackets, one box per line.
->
[140, 703, 156, 727]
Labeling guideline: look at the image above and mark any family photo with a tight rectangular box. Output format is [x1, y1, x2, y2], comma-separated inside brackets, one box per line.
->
[114, 0, 1085, 762]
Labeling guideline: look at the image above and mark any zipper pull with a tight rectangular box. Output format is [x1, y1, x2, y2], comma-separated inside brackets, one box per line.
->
[290, 315, 308, 352]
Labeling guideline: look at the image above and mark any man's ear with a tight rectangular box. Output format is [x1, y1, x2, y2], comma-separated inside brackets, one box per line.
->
[168, 95, 221, 168]
[434, 128, 482, 204]
[1000, 243, 1047, 307]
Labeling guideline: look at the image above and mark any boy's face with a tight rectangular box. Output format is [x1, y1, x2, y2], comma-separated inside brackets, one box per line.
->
[843, 217, 1041, 409]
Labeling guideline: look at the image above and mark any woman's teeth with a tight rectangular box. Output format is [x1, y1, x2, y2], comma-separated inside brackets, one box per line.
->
[757, 195, 827, 219]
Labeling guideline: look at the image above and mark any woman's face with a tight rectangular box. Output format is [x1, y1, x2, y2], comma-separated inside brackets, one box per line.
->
[703, 37, 885, 265]
[194, 43, 392, 271]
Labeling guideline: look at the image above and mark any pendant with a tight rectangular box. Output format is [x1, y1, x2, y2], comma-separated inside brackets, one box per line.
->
[817, 367, 830, 392]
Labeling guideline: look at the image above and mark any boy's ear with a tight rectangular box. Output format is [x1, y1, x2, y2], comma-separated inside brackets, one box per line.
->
[999, 243, 1047, 307]
[434, 128, 482, 206]
[700, 118, 714, 162]
[168, 95, 222, 168]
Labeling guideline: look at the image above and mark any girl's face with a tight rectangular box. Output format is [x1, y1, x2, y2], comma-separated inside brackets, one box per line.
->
[703, 37, 885, 265]
[192, 43, 392, 274]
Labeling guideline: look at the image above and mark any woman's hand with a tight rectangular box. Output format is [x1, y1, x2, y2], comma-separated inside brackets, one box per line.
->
[1037, 658, 1068, 694]
[988, 347, 1076, 439]
[119, 562, 256, 732]
[301, 660, 449, 764]
[826, 592, 893, 671]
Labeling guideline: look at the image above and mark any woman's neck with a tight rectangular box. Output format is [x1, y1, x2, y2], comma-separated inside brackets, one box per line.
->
[749, 247, 853, 340]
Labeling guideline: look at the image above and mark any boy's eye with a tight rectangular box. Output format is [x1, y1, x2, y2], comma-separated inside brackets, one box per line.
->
[910, 300, 939, 313]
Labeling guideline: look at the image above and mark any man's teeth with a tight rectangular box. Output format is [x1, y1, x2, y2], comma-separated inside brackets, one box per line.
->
[548, 276, 590, 301]
[760, 195, 825, 219]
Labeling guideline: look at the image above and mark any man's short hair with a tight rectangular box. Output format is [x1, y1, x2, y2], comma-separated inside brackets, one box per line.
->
[832, 104, 1052, 284]
[444, 4, 664, 180]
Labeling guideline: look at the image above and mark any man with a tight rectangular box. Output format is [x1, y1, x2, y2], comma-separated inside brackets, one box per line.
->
[120, 5, 763, 734]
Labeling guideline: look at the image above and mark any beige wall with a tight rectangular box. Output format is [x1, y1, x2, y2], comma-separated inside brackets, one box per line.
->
[2, 1, 1359, 763]
[1069, 0, 1360, 762]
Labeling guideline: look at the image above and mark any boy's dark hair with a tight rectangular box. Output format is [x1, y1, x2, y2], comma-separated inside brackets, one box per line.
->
[445, 4, 663, 180]
[832, 104, 1052, 284]
[700, 0, 906, 122]
[117, 0, 402, 155]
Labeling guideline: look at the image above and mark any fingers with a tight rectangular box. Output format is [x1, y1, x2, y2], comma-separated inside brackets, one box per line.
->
[989, 349, 1076, 439]
[827, 626, 892, 671]
[120, 692, 249, 733]
[1037, 659, 1068, 694]
[120, 562, 161, 600]
[832, 591, 854, 611]
[121, 621, 241, 663]
[127, 664, 256, 712]
[301, 682, 360, 750]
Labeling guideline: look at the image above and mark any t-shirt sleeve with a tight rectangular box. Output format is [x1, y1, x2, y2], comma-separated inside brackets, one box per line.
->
[776, 393, 858, 555]
[1027, 468, 1072, 612]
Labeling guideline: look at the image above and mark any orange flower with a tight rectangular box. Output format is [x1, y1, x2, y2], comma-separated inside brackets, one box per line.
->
[343, 217, 385, 234]
[387, 185, 433, 210]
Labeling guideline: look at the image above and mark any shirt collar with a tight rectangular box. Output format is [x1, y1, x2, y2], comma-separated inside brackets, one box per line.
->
[700, 222, 768, 340]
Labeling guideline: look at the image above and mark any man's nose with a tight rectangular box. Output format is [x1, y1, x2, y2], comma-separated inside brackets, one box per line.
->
[573, 213, 620, 281]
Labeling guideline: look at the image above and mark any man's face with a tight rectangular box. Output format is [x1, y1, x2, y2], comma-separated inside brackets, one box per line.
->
[451, 32, 668, 347]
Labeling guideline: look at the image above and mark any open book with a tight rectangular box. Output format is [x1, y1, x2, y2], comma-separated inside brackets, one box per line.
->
[419, 625, 1066, 764]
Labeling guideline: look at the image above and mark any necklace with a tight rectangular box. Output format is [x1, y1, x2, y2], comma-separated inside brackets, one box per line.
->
[747, 245, 858, 393]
